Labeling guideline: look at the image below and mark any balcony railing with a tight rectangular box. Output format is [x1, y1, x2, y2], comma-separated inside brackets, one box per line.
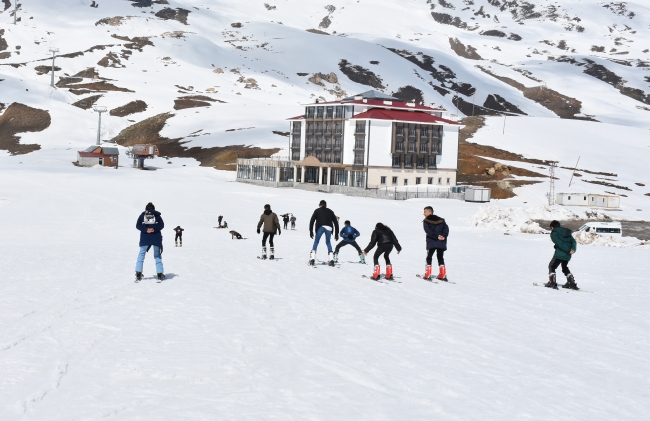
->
[419, 144, 429, 154]
[395, 142, 404, 153]
[407, 143, 417, 153]
[333, 141, 342, 150]
[354, 140, 365, 150]
[291, 141, 301, 148]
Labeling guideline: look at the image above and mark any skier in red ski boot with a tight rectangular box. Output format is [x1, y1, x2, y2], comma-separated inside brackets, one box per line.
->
[363, 223, 401, 280]
[422, 206, 450, 281]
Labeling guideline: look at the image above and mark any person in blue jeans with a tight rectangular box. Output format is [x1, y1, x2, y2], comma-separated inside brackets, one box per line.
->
[135, 202, 165, 282]
[333, 220, 364, 264]
[308, 200, 339, 266]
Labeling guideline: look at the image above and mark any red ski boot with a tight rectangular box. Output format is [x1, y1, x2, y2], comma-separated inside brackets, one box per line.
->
[423, 265, 432, 280]
[370, 265, 381, 280]
[436, 265, 448, 281]
[385, 265, 394, 280]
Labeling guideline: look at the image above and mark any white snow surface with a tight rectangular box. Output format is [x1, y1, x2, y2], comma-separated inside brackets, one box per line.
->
[1, 155, 650, 420]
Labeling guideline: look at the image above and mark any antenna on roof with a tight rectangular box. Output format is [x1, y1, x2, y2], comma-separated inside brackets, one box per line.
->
[48, 48, 59, 87]
[92, 105, 107, 146]
[548, 162, 557, 205]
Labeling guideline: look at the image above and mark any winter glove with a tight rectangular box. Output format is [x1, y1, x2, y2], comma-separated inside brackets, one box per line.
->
[278, 230, 281, 236]
[310, 232, 314, 239]
[257, 228, 260, 234]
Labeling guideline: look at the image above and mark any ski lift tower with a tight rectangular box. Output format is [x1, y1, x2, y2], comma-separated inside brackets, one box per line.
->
[92, 105, 107, 146]
[48, 47, 59, 87]
[548, 162, 557, 205]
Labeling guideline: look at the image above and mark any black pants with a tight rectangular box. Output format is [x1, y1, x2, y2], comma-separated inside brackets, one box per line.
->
[373, 244, 393, 266]
[175, 234, 182, 243]
[549, 258, 570, 275]
[291, 222, 295, 229]
[283, 221, 288, 229]
[335, 240, 362, 255]
[262, 232, 275, 247]
[426, 248, 445, 265]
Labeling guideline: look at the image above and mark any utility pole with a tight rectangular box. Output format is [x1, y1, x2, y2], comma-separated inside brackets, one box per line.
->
[13, 0, 19, 24]
[471, 93, 475, 117]
[48, 48, 59, 87]
[502, 114, 507, 135]
[93, 105, 107, 145]
[568, 156, 580, 187]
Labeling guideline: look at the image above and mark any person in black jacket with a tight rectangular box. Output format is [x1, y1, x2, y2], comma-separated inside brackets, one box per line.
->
[363, 223, 402, 280]
[174, 226, 184, 247]
[308, 200, 339, 266]
[422, 206, 450, 281]
[135, 202, 165, 282]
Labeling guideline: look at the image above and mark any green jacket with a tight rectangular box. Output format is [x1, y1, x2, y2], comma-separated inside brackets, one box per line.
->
[551, 227, 577, 261]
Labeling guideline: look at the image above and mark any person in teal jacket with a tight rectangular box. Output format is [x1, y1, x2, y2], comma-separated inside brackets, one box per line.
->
[545, 220, 579, 290]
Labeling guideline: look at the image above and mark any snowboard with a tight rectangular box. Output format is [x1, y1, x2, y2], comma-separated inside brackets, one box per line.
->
[533, 283, 591, 293]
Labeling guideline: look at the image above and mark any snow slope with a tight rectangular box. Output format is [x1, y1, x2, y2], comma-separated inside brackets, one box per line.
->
[1, 157, 649, 420]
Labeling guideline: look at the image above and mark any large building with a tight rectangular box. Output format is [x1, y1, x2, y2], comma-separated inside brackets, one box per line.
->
[237, 90, 463, 191]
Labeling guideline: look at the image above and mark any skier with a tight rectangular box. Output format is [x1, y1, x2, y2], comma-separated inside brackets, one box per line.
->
[230, 230, 244, 240]
[422, 206, 450, 281]
[281, 213, 290, 230]
[218, 215, 223, 227]
[174, 225, 184, 247]
[290, 214, 296, 230]
[545, 220, 579, 290]
[257, 204, 281, 259]
[363, 223, 401, 280]
[135, 202, 165, 282]
[333, 220, 364, 263]
[308, 200, 339, 266]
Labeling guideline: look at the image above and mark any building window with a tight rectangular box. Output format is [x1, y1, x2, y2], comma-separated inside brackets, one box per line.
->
[296, 166, 302, 182]
[447, 178, 451, 185]
[326, 106, 334, 119]
[291, 150, 300, 161]
[237, 165, 251, 179]
[252, 166, 263, 180]
[307, 122, 314, 133]
[316, 152, 322, 161]
[355, 121, 366, 134]
[325, 136, 332, 149]
[279, 167, 294, 182]
[438, 177, 442, 184]
[334, 137, 342, 150]
[264, 167, 276, 181]
[354, 138, 365, 150]
[325, 122, 333, 134]
[291, 136, 300, 149]
[316, 107, 324, 119]
[306, 107, 315, 119]
[408, 125, 417, 138]
[335, 106, 343, 118]
[381, 176, 386, 184]
[392, 176, 398, 185]
[350, 171, 365, 188]
[416, 177, 422, 185]
[324, 151, 332, 163]
[431, 141, 440, 154]
[416, 156, 425, 169]
[407, 142, 416, 153]
[428, 155, 437, 169]
[306, 136, 314, 149]
[331, 169, 348, 186]
[354, 154, 364, 165]
[404, 155, 413, 168]
[428, 177, 433, 185]
[316, 137, 323, 149]
[316, 122, 323, 134]
[404, 178, 409, 186]
[392, 155, 401, 168]
[432, 125, 443, 139]
[395, 141, 404, 153]
[396, 125, 404, 137]
[334, 122, 342, 134]
[292, 121, 301, 134]
[420, 126, 429, 139]
[419, 142, 428, 154]
[333, 152, 342, 163]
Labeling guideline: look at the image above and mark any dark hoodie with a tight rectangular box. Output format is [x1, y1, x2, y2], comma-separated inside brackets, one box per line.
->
[136, 210, 165, 247]
[364, 224, 402, 253]
[423, 214, 449, 250]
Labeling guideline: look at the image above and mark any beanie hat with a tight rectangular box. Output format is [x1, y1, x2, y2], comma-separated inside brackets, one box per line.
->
[146, 202, 155, 210]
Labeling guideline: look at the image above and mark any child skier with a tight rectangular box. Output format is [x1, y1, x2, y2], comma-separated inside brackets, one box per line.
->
[174, 225, 184, 247]
[363, 223, 401, 280]
[218, 215, 223, 227]
[290, 214, 296, 230]
[545, 220, 579, 290]
[281, 213, 290, 230]
[135, 202, 165, 282]
[422, 206, 450, 281]
[257, 204, 281, 259]
[333, 220, 364, 263]
[308, 200, 339, 266]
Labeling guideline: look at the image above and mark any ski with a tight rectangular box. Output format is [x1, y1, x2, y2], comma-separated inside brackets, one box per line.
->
[416, 274, 438, 283]
[257, 256, 282, 260]
[533, 283, 591, 293]
[362, 275, 386, 284]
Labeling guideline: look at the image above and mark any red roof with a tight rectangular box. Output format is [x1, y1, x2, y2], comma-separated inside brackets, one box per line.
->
[287, 115, 305, 121]
[349, 108, 460, 125]
[306, 99, 444, 112]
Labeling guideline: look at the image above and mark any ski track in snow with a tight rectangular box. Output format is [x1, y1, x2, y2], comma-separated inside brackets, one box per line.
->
[1, 157, 649, 420]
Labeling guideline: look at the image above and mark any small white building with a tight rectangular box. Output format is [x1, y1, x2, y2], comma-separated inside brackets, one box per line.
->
[588, 194, 620, 209]
[556, 193, 589, 206]
[465, 186, 491, 203]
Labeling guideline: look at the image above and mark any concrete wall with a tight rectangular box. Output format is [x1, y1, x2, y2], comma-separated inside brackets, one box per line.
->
[342, 119, 356, 166]
[367, 120, 392, 167]
[437, 125, 459, 170]
[367, 168, 457, 188]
